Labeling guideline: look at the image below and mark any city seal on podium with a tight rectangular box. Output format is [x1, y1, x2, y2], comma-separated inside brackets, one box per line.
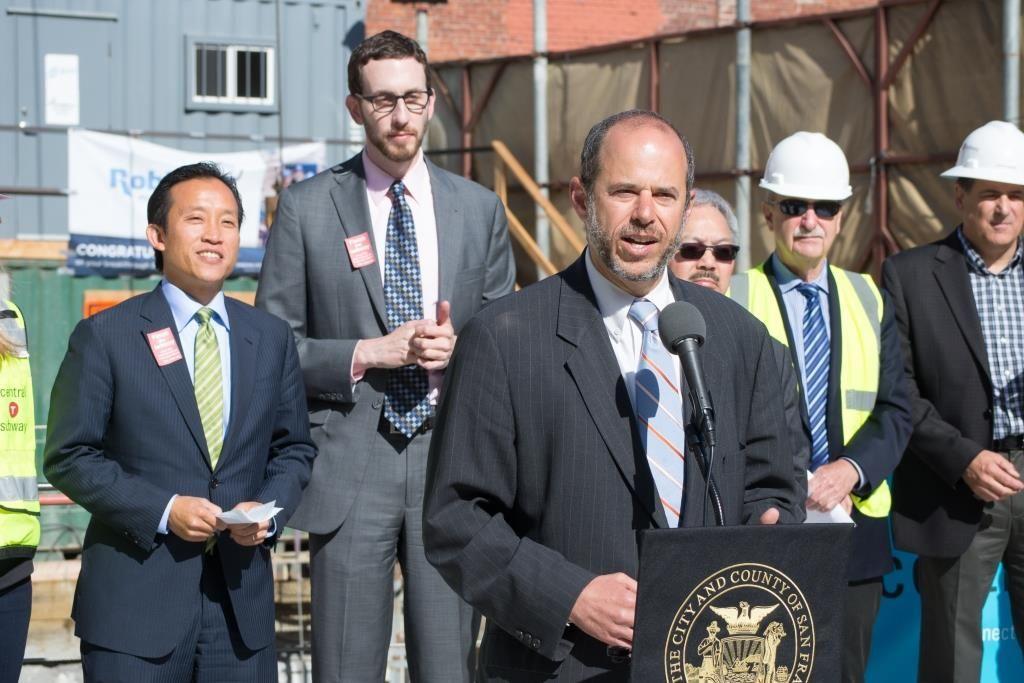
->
[663, 562, 815, 683]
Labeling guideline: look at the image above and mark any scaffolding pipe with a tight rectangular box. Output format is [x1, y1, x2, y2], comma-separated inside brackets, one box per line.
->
[735, 0, 752, 270]
[1005, 0, 1020, 125]
[416, 8, 429, 55]
[534, 0, 551, 267]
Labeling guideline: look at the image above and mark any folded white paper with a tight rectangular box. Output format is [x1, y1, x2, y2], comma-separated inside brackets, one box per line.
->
[217, 500, 282, 526]
[803, 471, 855, 525]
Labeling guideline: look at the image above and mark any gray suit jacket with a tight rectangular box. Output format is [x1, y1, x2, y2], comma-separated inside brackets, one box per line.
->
[256, 153, 515, 533]
[423, 256, 802, 681]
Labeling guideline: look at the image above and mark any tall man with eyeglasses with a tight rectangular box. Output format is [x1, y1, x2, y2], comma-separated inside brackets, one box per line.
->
[256, 30, 515, 682]
[671, 189, 809, 502]
[728, 132, 911, 683]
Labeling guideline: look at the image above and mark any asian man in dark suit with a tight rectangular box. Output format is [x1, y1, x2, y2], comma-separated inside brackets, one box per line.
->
[423, 110, 802, 682]
[44, 162, 316, 682]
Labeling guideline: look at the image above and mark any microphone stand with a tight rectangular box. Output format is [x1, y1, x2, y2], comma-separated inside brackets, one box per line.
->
[689, 400, 725, 527]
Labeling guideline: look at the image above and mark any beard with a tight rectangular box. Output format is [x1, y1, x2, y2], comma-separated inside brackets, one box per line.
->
[584, 201, 683, 284]
[366, 123, 424, 164]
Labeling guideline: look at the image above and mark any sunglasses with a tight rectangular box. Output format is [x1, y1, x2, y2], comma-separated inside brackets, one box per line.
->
[678, 242, 740, 262]
[771, 198, 843, 219]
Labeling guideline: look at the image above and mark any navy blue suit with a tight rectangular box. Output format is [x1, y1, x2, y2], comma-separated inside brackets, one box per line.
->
[44, 287, 315, 661]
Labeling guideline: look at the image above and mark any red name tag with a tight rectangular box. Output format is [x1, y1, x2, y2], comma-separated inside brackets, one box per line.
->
[146, 328, 183, 367]
[344, 232, 377, 269]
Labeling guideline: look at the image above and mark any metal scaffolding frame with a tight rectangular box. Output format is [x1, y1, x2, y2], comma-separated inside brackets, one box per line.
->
[427, 0, 1018, 274]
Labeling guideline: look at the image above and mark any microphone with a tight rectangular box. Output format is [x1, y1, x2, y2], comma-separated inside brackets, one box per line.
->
[658, 302, 715, 448]
[658, 301, 724, 527]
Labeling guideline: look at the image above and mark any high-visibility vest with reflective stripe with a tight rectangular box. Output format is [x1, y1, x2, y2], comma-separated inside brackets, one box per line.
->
[0, 300, 40, 560]
[728, 263, 891, 518]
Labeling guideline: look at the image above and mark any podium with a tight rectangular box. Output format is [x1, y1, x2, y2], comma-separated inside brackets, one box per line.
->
[631, 524, 852, 682]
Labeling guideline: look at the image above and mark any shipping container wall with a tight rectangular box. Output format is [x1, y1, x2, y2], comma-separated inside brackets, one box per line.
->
[1, 0, 366, 238]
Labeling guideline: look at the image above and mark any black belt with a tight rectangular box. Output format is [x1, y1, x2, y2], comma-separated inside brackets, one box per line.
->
[379, 414, 434, 438]
[992, 434, 1024, 452]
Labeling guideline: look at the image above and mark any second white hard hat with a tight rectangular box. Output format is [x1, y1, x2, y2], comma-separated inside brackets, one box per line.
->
[941, 120, 1024, 187]
[759, 131, 852, 201]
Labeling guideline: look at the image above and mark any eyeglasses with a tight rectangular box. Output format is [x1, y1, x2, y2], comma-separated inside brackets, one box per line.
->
[678, 242, 740, 262]
[355, 89, 433, 115]
[770, 198, 843, 219]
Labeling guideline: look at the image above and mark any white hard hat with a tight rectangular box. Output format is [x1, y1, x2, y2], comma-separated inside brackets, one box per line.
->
[941, 121, 1024, 186]
[759, 131, 852, 201]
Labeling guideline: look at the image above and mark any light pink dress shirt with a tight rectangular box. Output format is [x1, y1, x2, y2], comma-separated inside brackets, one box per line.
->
[351, 150, 442, 403]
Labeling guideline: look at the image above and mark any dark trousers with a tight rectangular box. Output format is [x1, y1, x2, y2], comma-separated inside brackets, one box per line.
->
[841, 577, 883, 683]
[308, 426, 476, 683]
[916, 449, 1024, 683]
[81, 552, 275, 682]
[0, 577, 31, 683]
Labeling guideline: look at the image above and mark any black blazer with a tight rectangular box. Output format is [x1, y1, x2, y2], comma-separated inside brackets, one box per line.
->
[757, 260, 911, 581]
[882, 230, 996, 558]
[44, 287, 316, 658]
[423, 256, 801, 681]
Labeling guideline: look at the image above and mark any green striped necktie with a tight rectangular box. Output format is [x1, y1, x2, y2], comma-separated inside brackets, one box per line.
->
[194, 307, 224, 469]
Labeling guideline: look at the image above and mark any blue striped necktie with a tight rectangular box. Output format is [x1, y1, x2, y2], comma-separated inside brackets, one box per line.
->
[628, 299, 686, 527]
[797, 283, 830, 470]
[383, 180, 431, 438]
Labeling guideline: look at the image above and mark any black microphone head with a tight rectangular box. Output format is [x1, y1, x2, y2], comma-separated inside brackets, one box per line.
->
[658, 301, 706, 351]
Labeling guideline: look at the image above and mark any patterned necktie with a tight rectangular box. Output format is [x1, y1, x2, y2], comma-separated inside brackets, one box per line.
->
[194, 307, 224, 468]
[383, 180, 431, 438]
[797, 283, 830, 471]
[628, 299, 686, 527]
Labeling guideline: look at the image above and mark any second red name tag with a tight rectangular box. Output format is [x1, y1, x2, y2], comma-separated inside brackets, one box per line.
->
[345, 232, 377, 269]
[146, 328, 183, 366]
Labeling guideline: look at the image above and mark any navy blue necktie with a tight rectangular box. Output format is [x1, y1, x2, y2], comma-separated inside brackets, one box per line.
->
[383, 180, 430, 437]
[797, 283, 830, 470]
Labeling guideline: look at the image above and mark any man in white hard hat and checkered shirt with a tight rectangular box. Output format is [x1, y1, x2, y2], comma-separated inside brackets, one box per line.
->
[883, 121, 1024, 682]
[728, 132, 912, 683]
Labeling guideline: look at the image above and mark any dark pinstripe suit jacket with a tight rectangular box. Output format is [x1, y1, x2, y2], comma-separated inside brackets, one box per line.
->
[423, 256, 801, 681]
[44, 287, 315, 658]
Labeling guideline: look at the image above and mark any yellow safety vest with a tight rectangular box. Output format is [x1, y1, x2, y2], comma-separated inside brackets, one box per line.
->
[728, 263, 891, 518]
[0, 300, 40, 560]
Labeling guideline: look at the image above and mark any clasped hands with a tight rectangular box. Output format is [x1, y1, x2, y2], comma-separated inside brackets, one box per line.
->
[355, 300, 456, 371]
[168, 497, 270, 546]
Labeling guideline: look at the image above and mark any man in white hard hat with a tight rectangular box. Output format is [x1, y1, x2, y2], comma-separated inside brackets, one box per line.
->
[883, 120, 1024, 681]
[729, 132, 912, 683]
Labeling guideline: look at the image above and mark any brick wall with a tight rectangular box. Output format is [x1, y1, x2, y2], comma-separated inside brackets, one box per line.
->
[365, 1, 881, 62]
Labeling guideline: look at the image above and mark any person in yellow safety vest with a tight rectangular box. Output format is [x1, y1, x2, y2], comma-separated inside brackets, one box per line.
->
[728, 132, 912, 683]
[669, 188, 810, 504]
[0, 267, 39, 683]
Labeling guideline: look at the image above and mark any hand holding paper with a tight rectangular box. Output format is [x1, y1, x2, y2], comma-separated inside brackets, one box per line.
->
[216, 500, 282, 546]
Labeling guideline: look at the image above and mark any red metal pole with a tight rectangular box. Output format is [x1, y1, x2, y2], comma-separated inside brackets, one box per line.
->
[461, 66, 473, 178]
[871, 4, 891, 275]
[649, 41, 660, 113]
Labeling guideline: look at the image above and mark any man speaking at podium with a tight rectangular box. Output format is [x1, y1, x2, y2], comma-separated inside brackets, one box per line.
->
[423, 110, 802, 681]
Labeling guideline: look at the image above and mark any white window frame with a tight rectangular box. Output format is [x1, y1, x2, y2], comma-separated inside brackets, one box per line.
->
[186, 36, 277, 112]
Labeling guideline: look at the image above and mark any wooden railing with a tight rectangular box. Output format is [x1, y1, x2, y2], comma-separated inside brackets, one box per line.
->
[490, 140, 584, 279]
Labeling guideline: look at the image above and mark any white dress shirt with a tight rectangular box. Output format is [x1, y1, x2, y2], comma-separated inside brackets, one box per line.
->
[584, 250, 683, 413]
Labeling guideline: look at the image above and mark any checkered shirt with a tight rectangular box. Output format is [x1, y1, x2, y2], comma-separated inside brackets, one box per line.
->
[957, 228, 1024, 439]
